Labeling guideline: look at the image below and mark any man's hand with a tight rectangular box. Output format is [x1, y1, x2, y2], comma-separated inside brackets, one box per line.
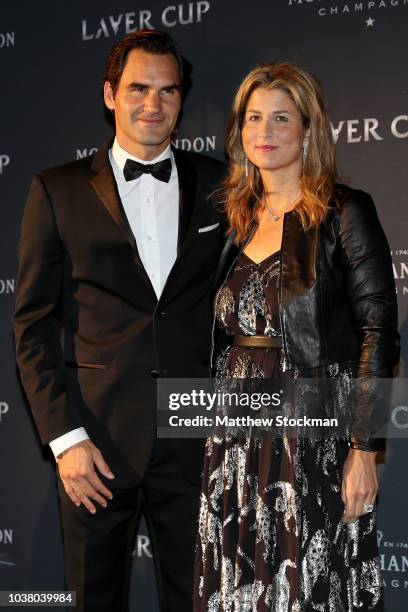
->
[57, 440, 115, 514]
[341, 448, 378, 524]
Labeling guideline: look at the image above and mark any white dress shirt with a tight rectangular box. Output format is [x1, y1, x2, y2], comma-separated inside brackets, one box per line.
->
[49, 139, 180, 459]
[110, 138, 179, 297]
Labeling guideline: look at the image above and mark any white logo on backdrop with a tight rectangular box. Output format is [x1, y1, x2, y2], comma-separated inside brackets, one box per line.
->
[0, 279, 15, 294]
[0, 555, 15, 567]
[0, 530, 13, 544]
[391, 250, 408, 296]
[132, 534, 153, 558]
[76, 137, 217, 158]
[331, 115, 408, 143]
[0, 530, 14, 568]
[0, 402, 9, 423]
[0, 155, 10, 174]
[377, 531, 408, 589]
[287, 0, 407, 27]
[0, 32, 15, 48]
[82, 2, 211, 41]
[77, 148, 98, 160]
[391, 405, 408, 429]
[173, 135, 216, 152]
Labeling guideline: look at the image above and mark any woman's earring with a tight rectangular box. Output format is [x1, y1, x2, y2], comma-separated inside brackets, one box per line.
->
[245, 157, 248, 178]
[302, 142, 308, 165]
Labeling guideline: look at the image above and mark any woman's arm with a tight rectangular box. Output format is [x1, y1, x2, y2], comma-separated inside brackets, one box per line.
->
[336, 188, 399, 450]
[336, 187, 399, 521]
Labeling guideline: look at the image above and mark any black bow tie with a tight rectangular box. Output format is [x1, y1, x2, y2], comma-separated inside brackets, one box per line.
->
[123, 157, 172, 183]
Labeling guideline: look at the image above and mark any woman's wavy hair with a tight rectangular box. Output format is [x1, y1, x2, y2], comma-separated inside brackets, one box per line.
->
[223, 62, 338, 243]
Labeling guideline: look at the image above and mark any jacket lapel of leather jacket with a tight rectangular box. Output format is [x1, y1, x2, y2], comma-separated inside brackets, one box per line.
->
[280, 211, 318, 302]
[213, 213, 318, 300]
[211, 211, 319, 371]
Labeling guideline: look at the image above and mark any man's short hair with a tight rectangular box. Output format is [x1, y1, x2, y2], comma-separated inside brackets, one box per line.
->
[104, 29, 184, 95]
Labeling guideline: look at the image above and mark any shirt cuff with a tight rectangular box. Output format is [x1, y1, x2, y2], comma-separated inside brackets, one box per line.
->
[49, 427, 90, 459]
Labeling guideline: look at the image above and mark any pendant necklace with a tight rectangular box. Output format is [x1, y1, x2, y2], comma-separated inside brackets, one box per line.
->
[263, 192, 301, 222]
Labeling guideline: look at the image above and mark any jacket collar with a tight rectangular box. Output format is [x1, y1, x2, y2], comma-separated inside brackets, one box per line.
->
[212, 210, 318, 295]
[90, 140, 138, 254]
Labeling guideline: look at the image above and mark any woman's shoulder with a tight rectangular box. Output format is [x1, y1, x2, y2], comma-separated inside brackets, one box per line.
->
[330, 183, 379, 226]
[324, 183, 389, 251]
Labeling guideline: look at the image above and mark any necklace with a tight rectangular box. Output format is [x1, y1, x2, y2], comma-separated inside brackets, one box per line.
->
[263, 192, 301, 222]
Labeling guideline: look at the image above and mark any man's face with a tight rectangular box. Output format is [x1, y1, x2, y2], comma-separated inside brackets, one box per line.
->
[104, 49, 182, 160]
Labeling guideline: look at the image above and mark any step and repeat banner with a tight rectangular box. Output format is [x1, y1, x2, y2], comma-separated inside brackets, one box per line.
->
[1, 1, 407, 610]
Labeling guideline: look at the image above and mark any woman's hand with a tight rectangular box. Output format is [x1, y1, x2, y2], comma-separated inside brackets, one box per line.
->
[341, 448, 378, 523]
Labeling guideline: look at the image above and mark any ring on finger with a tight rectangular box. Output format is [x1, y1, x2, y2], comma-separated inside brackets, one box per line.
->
[363, 502, 374, 513]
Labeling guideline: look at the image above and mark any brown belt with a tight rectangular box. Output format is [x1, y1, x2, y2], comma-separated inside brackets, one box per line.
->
[232, 335, 283, 349]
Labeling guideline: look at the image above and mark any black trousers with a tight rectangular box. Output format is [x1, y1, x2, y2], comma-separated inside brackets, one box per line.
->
[57, 439, 201, 612]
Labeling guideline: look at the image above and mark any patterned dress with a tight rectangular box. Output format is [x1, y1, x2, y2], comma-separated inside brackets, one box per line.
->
[193, 251, 383, 611]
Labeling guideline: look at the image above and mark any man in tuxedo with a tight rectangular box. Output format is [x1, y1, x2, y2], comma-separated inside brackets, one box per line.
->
[14, 30, 225, 611]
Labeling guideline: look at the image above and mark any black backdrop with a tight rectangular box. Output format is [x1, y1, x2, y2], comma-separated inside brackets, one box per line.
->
[1, 1, 407, 610]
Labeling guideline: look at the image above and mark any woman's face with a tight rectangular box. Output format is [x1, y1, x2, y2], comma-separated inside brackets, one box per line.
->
[241, 86, 308, 177]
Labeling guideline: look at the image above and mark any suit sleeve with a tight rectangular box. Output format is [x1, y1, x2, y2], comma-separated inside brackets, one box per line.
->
[14, 175, 81, 444]
[337, 189, 400, 450]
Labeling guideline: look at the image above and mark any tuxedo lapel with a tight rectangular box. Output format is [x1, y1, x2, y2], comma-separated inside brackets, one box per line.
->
[91, 166, 138, 252]
[173, 147, 197, 256]
[89, 143, 153, 289]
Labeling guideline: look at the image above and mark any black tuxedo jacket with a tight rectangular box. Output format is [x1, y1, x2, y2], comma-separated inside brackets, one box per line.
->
[14, 142, 226, 485]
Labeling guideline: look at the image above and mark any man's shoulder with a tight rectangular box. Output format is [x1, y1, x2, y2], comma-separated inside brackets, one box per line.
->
[37, 141, 112, 187]
[38, 152, 99, 185]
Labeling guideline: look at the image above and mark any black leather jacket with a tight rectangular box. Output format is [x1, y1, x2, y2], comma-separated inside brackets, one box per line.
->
[211, 184, 400, 451]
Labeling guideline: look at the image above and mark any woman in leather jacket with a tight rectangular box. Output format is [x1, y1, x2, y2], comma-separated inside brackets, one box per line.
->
[194, 62, 399, 611]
